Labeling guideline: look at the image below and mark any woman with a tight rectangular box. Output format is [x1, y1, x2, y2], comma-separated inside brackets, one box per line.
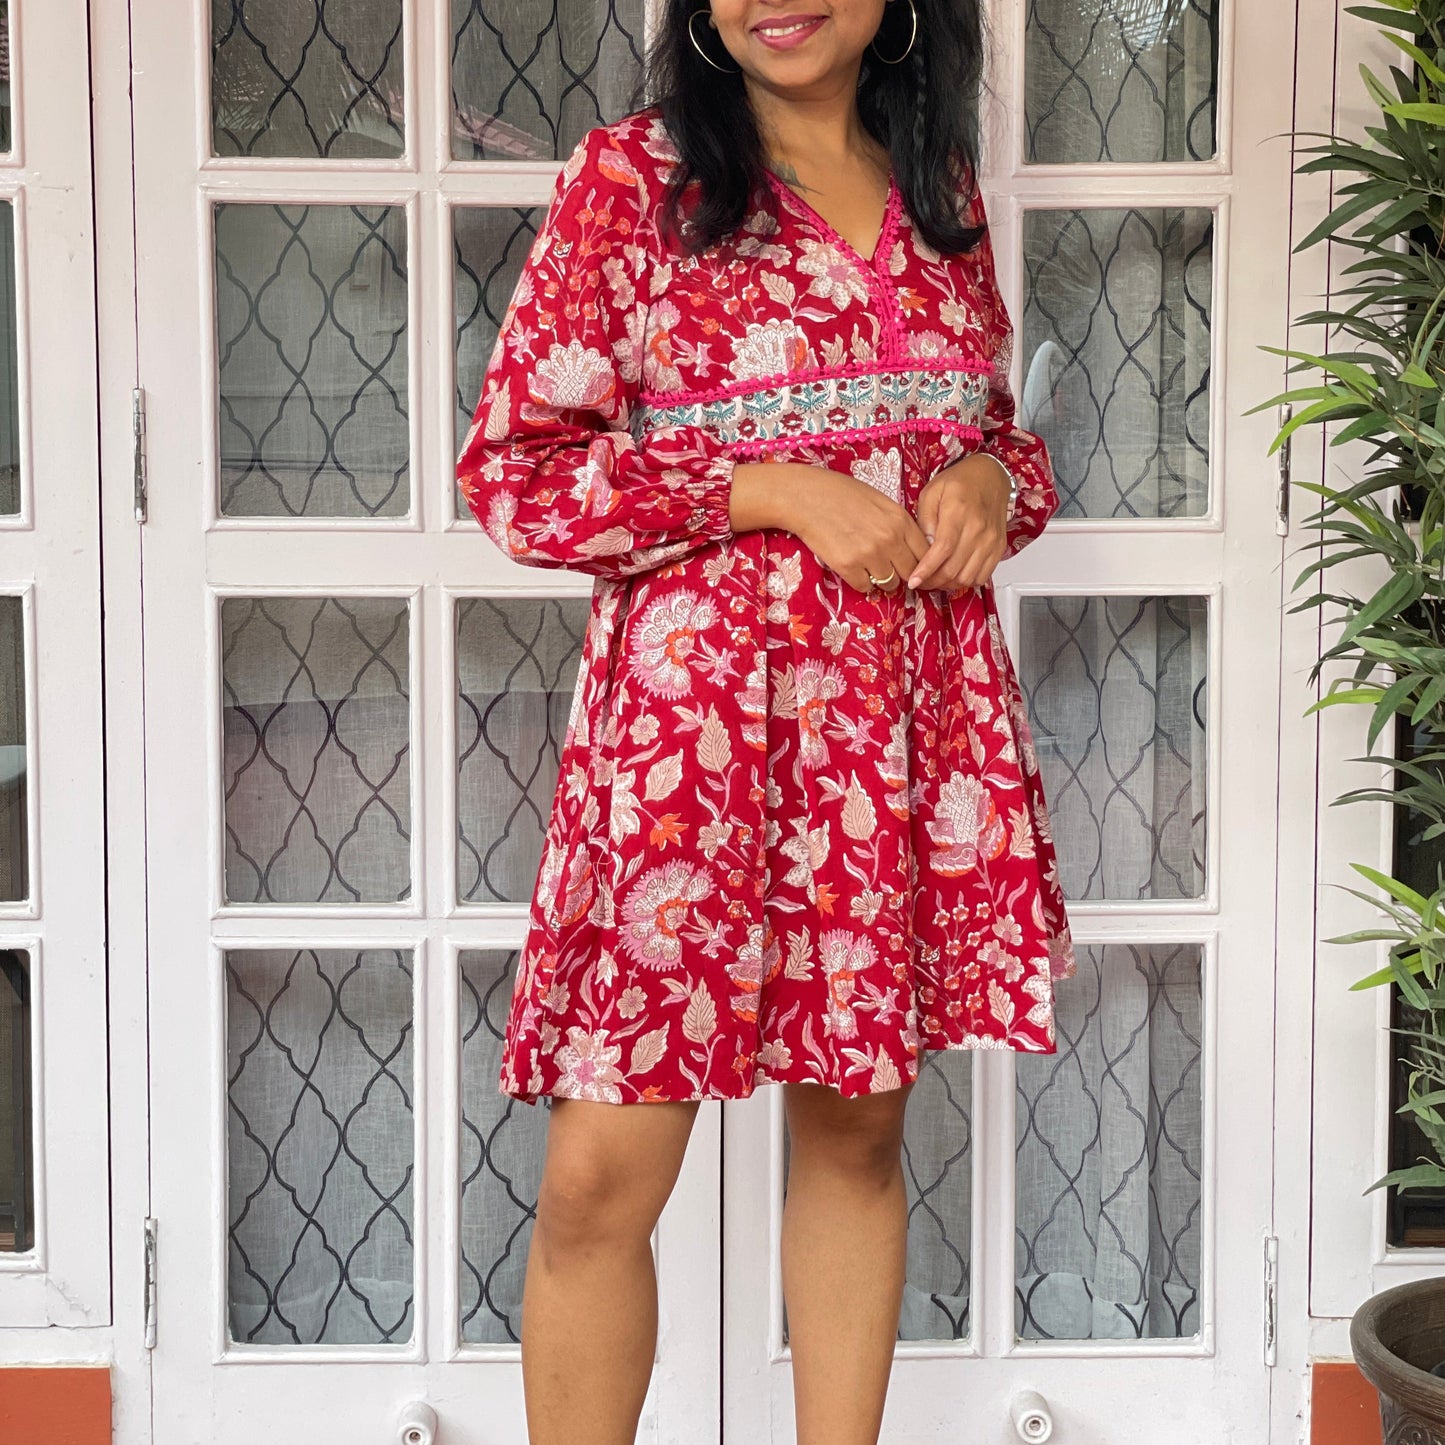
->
[457, 0, 1075, 1439]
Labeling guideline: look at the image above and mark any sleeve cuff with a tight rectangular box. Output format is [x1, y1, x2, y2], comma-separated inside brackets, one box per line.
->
[695, 453, 738, 542]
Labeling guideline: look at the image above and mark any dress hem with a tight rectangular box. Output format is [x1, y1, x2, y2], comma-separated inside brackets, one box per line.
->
[499, 1027, 1060, 1107]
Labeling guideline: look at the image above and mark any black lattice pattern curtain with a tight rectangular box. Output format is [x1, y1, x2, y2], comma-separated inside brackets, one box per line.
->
[898, 0, 1212, 1345]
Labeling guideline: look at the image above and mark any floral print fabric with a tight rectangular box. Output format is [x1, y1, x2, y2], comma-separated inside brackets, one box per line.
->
[457, 108, 1075, 1104]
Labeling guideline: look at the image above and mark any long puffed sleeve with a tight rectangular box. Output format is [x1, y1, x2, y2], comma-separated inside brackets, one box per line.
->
[966, 192, 1061, 560]
[457, 127, 738, 581]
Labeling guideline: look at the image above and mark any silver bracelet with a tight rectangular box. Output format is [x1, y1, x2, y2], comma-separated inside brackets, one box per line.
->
[983, 454, 1019, 522]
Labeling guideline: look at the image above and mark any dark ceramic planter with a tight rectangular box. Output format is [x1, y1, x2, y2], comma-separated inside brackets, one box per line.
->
[1352, 1277, 1445, 1442]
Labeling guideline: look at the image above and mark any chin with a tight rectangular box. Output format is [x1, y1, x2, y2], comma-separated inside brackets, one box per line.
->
[746, 50, 852, 86]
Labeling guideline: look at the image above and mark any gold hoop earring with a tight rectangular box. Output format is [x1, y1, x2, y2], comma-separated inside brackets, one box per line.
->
[868, 0, 918, 64]
[688, 10, 742, 73]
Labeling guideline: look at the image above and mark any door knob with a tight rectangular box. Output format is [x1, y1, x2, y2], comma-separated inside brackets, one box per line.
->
[397, 1401, 438, 1445]
[1010, 1389, 1053, 1442]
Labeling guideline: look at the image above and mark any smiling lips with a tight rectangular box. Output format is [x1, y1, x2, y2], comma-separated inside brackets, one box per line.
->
[751, 13, 829, 48]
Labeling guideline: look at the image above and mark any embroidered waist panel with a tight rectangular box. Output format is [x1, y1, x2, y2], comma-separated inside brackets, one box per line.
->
[633, 364, 992, 456]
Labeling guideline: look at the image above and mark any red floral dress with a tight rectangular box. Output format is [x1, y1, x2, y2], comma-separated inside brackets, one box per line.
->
[457, 107, 1075, 1105]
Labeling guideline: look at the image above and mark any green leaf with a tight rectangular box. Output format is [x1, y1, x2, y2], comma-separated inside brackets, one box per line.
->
[1384, 103, 1445, 126]
[1332, 411, 1393, 445]
[1362, 63, 1404, 112]
[1295, 186, 1399, 252]
[1260, 345, 1380, 394]
[1352, 959, 1424, 990]
[1340, 568, 1426, 645]
[1246, 385, 1359, 417]
[1369, 193, 1434, 237]
[1399, 1089, 1445, 1111]
[1411, 673, 1445, 723]
[1402, 361, 1440, 389]
[1366, 1164, 1445, 1196]
[1351, 862, 1432, 916]
[1369, 672, 1423, 748]
[1347, 0, 1425, 23]
[1384, 32, 1445, 85]
[1391, 948, 1432, 1010]
[1268, 393, 1371, 454]
[1303, 686, 1388, 716]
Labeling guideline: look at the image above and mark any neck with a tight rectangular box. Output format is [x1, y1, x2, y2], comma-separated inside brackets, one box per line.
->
[745, 71, 874, 173]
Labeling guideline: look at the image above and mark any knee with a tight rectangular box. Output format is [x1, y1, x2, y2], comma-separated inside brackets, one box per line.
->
[788, 1092, 908, 1190]
[535, 1146, 661, 1261]
[827, 1122, 905, 1188]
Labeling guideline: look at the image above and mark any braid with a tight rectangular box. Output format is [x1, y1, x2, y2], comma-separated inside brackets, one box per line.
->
[912, 39, 927, 165]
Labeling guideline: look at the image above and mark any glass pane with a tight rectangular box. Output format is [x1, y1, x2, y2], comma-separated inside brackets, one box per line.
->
[454, 206, 542, 517]
[1016, 942, 1202, 1341]
[216, 203, 408, 518]
[227, 948, 414, 1345]
[457, 596, 587, 903]
[451, 0, 646, 161]
[1025, 0, 1216, 164]
[222, 596, 411, 904]
[0, 204, 18, 517]
[0, 594, 23, 901]
[0, 5, 11, 154]
[0, 949, 31, 1253]
[1022, 207, 1212, 520]
[460, 948, 545, 1343]
[1018, 595, 1207, 901]
[1386, 713, 1445, 1245]
[212, 0, 404, 158]
[898, 1054, 974, 1341]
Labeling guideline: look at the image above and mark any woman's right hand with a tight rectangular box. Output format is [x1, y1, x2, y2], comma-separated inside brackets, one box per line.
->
[729, 462, 930, 595]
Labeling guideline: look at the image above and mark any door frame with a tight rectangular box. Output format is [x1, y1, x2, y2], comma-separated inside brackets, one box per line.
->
[91, 0, 160, 1427]
[0, 0, 112, 1337]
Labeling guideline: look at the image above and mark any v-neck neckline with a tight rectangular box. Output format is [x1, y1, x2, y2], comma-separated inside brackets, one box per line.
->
[765, 167, 900, 273]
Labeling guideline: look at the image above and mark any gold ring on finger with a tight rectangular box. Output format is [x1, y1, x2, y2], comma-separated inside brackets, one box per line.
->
[867, 567, 898, 589]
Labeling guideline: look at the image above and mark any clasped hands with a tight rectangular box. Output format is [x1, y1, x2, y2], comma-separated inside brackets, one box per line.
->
[731, 453, 1014, 599]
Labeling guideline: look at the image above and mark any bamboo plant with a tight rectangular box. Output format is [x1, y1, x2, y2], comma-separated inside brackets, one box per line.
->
[1269, 0, 1445, 1194]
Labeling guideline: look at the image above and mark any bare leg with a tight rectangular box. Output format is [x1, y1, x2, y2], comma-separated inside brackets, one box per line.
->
[781, 1081, 912, 1445]
[521, 1095, 700, 1445]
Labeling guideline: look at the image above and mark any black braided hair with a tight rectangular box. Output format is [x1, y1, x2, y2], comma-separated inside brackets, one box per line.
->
[911, 39, 928, 189]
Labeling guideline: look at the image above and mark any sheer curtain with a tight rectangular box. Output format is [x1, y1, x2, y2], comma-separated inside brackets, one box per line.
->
[0, 595, 22, 903]
[899, 0, 1214, 1345]
[226, 948, 415, 1346]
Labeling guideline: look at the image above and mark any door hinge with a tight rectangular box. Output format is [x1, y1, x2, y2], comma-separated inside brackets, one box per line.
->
[143, 1216, 157, 1350]
[132, 386, 148, 523]
[1263, 1233, 1278, 1367]
[1276, 404, 1292, 537]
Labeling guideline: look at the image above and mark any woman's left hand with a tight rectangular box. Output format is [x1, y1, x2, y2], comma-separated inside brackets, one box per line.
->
[906, 453, 1013, 594]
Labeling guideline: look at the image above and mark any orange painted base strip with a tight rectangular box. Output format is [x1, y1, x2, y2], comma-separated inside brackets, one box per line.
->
[1313, 1362, 1384, 1445]
[0, 1359, 1409, 1443]
[0, 1367, 110, 1444]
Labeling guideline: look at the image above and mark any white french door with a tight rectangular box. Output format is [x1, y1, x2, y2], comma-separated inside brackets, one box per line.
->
[0, 0, 111, 1330]
[128, 0, 1294, 1440]
[131, 1, 716, 1440]
[723, 0, 1295, 1439]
